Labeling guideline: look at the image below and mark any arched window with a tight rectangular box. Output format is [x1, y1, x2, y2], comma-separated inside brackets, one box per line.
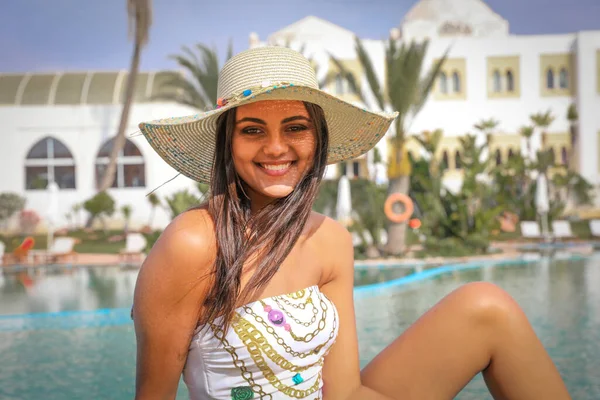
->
[546, 68, 555, 89]
[493, 70, 501, 92]
[95, 138, 145, 189]
[507, 148, 515, 159]
[559, 68, 568, 89]
[454, 150, 462, 169]
[495, 149, 502, 165]
[439, 72, 448, 94]
[561, 146, 568, 166]
[440, 151, 449, 170]
[25, 136, 76, 190]
[506, 70, 515, 92]
[334, 74, 345, 95]
[452, 71, 461, 93]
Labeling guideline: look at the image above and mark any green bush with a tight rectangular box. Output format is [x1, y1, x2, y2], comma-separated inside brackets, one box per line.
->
[83, 191, 116, 231]
[0, 192, 26, 226]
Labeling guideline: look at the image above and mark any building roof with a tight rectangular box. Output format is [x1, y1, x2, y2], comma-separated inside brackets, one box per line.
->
[402, 0, 508, 37]
[0, 70, 178, 106]
[268, 16, 355, 44]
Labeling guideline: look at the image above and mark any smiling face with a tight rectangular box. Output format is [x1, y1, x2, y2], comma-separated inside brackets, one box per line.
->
[231, 100, 318, 206]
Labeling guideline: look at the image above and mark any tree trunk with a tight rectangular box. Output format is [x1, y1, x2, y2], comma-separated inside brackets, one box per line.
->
[569, 124, 578, 172]
[97, 41, 142, 192]
[385, 174, 411, 255]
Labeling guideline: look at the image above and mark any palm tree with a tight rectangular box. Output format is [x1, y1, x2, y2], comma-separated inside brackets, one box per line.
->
[331, 36, 448, 254]
[566, 103, 578, 170]
[121, 204, 132, 234]
[474, 118, 499, 142]
[519, 125, 535, 160]
[153, 41, 233, 110]
[530, 109, 555, 160]
[147, 192, 160, 228]
[98, 0, 152, 192]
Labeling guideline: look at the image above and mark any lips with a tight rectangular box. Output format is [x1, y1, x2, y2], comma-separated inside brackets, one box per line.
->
[256, 161, 295, 176]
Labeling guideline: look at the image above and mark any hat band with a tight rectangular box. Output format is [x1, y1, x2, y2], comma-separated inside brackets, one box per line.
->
[215, 81, 297, 110]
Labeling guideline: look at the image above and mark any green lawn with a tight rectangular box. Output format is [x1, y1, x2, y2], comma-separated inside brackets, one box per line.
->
[0, 229, 160, 254]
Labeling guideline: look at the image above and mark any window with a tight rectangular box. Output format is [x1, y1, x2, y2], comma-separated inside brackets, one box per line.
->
[439, 72, 448, 94]
[454, 150, 462, 169]
[561, 146, 568, 166]
[506, 70, 515, 92]
[546, 68, 555, 89]
[452, 71, 461, 93]
[559, 68, 568, 89]
[25, 137, 76, 190]
[440, 151, 449, 170]
[508, 148, 516, 159]
[495, 149, 502, 166]
[334, 74, 345, 95]
[493, 70, 501, 92]
[95, 137, 145, 189]
[340, 162, 347, 177]
[352, 161, 360, 178]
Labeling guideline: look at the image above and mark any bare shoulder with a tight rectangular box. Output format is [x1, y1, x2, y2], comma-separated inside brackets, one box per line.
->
[133, 207, 216, 318]
[310, 211, 353, 250]
[308, 212, 354, 285]
[150, 206, 216, 273]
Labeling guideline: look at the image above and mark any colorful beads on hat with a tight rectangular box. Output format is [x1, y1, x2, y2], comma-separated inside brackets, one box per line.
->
[292, 373, 304, 385]
[243, 89, 252, 97]
[217, 98, 227, 107]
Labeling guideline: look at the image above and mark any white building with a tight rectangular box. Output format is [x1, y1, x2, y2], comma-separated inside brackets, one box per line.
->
[252, 0, 600, 201]
[0, 71, 200, 232]
[1, 0, 599, 233]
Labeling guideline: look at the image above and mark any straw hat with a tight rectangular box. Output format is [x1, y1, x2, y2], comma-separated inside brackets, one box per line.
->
[138, 46, 397, 183]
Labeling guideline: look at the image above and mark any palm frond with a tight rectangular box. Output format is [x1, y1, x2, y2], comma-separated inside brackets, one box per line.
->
[355, 36, 385, 110]
[413, 43, 449, 115]
[327, 52, 367, 104]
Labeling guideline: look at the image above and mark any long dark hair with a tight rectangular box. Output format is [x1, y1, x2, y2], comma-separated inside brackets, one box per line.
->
[202, 102, 329, 330]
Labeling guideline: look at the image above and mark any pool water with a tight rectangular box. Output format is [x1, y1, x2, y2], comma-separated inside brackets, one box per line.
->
[1, 255, 599, 399]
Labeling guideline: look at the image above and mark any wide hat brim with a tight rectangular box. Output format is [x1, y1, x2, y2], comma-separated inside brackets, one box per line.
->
[138, 83, 397, 183]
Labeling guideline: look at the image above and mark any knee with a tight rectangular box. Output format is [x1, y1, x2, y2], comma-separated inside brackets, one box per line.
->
[451, 281, 524, 328]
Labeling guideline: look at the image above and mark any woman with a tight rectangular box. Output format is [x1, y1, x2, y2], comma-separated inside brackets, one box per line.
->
[133, 47, 570, 399]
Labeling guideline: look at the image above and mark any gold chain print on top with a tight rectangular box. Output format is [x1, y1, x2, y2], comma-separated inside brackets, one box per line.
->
[183, 285, 339, 399]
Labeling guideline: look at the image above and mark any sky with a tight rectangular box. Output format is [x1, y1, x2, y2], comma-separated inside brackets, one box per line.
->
[1, 0, 599, 73]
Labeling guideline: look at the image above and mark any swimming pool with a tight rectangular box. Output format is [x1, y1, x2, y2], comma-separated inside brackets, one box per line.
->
[1, 255, 598, 399]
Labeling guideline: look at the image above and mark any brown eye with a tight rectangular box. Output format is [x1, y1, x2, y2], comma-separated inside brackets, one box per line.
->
[241, 127, 262, 135]
[287, 125, 308, 133]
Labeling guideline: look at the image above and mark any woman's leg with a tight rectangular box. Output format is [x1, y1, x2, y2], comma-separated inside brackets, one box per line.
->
[360, 282, 571, 400]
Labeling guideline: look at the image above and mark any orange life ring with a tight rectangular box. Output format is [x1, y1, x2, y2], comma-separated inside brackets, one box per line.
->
[384, 193, 414, 223]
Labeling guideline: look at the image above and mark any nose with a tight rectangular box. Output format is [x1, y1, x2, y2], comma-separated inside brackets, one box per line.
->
[263, 132, 289, 157]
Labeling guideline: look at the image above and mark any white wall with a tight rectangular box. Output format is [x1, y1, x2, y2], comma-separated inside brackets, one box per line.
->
[576, 31, 600, 186]
[0, 101, 201, 233]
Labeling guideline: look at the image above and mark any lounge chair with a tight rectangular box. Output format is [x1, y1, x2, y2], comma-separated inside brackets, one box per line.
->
[520, 221, 542, 240]
[590, 220, 600, 238]
[46, 237, 79, 264]
[119, 233, 147, 262]
[2, 236, 35, 265]
[551, 220, 575, 240]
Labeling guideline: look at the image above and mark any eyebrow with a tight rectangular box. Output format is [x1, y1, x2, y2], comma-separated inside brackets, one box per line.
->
[236, 115, 312, 125]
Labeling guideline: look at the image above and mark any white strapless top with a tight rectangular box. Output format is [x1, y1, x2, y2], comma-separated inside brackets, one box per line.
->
[183, 285, 339, 399]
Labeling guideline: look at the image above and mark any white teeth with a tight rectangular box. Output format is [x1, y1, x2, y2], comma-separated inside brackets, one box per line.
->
[261, 162, 291, 171]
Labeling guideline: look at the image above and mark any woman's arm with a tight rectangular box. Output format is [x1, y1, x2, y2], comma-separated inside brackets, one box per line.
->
[132, 210, 215, 400]
[318, 219, 391, 400]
